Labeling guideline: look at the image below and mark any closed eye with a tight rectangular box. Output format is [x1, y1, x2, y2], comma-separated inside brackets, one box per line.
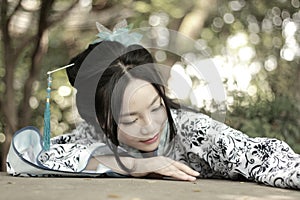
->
[120, 118, 138, 125]
[151, 103, 163, 112]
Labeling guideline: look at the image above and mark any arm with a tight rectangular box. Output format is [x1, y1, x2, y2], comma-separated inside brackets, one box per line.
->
[175, 109, 300, 189]
[86, 155, 200, 181]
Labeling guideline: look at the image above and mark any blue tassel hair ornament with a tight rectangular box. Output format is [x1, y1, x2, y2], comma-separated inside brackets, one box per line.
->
[42, 74, 51, 151]
[42, 63, 74, 151]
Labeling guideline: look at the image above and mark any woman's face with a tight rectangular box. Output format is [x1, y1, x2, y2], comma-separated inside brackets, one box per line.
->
[117, 79, 167, 152]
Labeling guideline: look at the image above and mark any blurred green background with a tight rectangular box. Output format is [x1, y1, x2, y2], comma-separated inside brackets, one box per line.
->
[0, 0, 299, 171]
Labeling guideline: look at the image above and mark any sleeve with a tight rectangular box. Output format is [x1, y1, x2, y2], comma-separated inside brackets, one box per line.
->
[37, 122, 101, 172]
[37, 122, 122, 173]
[37, 143, 97, 172]
[50, 121, 103, 145]
[173, 109, 300, 189]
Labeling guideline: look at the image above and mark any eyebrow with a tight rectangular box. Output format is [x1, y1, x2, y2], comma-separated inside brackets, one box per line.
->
[120, 95, 160, 117]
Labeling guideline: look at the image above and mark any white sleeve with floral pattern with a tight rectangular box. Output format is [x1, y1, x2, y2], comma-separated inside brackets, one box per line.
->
[171, 109, 300, 189]
[37, 122, 114, 173]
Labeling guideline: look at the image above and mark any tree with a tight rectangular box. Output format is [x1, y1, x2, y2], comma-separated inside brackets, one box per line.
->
[0, 0, 79, 171]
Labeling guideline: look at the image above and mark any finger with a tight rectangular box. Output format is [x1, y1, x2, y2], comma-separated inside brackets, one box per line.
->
[169, 169, 197, 181]
[157, 165, 197, 181]
[173, 161, 200, 177]
[174, 170, 197, 181]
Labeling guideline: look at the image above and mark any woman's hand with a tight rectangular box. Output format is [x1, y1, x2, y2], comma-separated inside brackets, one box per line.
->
[132, 156, 200, 181]
[88, 155, 199, 181]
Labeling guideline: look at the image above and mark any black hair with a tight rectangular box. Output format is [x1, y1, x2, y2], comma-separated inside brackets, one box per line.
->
[67, 43, 99, 87]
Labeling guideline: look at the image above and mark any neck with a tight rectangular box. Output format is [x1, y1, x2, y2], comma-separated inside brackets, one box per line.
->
[139, 148, 158, 158]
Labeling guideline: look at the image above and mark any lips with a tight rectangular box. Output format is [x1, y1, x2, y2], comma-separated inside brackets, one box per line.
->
[141, 134, 159, 144]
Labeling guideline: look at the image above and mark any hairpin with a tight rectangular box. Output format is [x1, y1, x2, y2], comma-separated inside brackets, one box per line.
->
[92, 19, 143, 46]
[43, 63, 74, 151]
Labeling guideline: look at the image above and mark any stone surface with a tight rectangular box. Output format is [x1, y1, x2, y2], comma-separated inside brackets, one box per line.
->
[0, 172, 299, 200]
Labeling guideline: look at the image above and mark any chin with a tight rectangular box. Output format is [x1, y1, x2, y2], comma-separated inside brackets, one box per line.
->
[138, 143, 159, 152]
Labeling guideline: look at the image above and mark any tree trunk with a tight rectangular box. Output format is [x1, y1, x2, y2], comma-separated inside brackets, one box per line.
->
[0, 0, 18, 172]
[175, 0, 217, 54]
[178, 0, 217, 39]
[0, 0, 53, 171]
[19, 0, 54, 127]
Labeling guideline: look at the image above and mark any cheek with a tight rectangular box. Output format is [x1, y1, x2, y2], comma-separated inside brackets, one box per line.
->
[117, 127, 136, 143]
[117, 129, 127, 144]
[117, 128, 126, 140]
[118, 123, 137, 137]
[152, 107, 168, 123]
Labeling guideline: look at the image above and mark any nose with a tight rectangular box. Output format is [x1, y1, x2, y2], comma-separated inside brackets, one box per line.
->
[140, 113, 155, 135]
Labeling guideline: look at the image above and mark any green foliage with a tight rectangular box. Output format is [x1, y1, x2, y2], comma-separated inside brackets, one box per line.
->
[198, 0, 300, 152]
[227, 92, 300, 153]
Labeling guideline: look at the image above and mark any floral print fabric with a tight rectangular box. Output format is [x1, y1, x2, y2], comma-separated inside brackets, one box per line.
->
[171, 109, 300, 189]
[8, 109, 300, 189]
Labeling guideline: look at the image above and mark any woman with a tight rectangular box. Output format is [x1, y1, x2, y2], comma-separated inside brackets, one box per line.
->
[7, 28, 300, 189]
